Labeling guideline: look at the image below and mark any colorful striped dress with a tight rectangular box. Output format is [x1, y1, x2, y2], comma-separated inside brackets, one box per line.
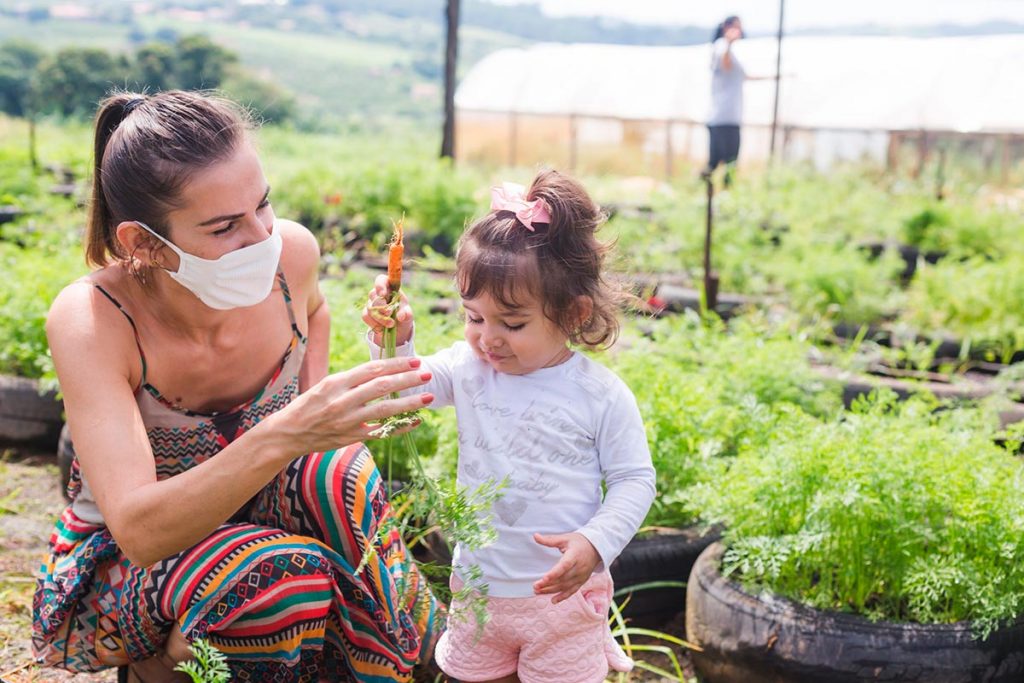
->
[32, 273, 442, 682]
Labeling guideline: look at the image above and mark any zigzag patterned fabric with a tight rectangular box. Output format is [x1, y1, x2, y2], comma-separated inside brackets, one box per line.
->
[32, 273, 443, 681]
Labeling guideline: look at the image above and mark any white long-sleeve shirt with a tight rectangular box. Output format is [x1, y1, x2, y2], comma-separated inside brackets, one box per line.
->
[372, 339, 656, 598]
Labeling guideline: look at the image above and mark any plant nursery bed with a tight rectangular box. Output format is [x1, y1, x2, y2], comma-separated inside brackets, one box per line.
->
[0, 374, 63, 448]
[831, 323, 1024, 368]
[686, 543, 1024, 683]
[857, 240, 947, 282]
[811, 363, 1024, 428]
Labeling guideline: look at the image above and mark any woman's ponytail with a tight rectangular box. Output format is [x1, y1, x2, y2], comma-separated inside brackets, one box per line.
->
[86, 93, 146, 267]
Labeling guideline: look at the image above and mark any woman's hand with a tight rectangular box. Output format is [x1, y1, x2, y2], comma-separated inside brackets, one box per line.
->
[362, 273, 414, 346]
[532, 532, 602, 603]
[271, 356, 433, 455]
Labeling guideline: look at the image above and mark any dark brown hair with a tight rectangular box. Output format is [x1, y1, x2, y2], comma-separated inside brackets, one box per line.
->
[86, 90, 253, 267]
[456, 169, 625, 350]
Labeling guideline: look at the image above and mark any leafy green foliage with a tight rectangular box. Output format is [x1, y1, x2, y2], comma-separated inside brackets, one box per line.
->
[901, 256, 1024, 363]
[901, 204, 949, 250]
[0, 40, 44, 116]
[0, 235, 85, 380]
[691, 393, 1024, 635]
[174, 639, 231, 683]
[33, 46, 129, 117]
[268, 154, 480, 257]
[610, 313, 842, 527]
[0, 34, 294, 124]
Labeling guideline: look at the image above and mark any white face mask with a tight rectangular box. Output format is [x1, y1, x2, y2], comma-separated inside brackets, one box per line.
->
[135, 221, 283, 310]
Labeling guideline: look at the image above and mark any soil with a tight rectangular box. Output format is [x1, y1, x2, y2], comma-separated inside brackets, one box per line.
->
[0, 446, 697, 683]
[0, 445, 115, 682]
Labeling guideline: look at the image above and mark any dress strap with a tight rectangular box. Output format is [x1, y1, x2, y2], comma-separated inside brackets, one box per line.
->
[94, 284, 148, 386]
[275, 270, 306, 343]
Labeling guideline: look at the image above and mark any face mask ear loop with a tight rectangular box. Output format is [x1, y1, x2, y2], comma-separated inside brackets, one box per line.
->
[134, 221, 179, 273]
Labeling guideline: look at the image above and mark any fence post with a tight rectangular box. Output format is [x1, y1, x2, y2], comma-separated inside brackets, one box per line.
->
[508, 112, 517, 167]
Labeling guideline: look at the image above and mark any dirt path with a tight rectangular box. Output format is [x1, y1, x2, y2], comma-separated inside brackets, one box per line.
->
[0, 446, 115, 682]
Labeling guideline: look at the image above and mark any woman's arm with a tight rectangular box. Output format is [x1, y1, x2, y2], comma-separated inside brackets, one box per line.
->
[49, 284, 432, 567]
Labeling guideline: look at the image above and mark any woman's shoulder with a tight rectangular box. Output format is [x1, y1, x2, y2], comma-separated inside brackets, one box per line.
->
[276, 218, 320, 284]
[49, 268, 128, 333]
[47, 268, 140, 375]
[277, 218, 318, 258]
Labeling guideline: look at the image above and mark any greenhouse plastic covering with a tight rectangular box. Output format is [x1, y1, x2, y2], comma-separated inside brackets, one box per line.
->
[456, 35, 1024, 133]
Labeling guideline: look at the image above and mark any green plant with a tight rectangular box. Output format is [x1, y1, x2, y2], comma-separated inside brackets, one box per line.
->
[609, 581, 699, 682]
[901, 256, 1024, 363]
[0, 240, 85, 380]
[174, 639, 231, 683]
[901, 204, 949, 250]
[610, 312, 842, 528]
[690, 392, 1024, 637]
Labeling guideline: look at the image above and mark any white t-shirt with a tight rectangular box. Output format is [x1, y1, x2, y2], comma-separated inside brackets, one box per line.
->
[708, 37, 746, 126]
[374, 339, 656, 598]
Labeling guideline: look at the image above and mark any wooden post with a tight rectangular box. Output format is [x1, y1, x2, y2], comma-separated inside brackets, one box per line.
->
[703, 174, 718, 313]
[886, 132, 899, 172]
[914, 129, 928, 179]
[440, 0, 460, 159]
[569, 114, 578, 172]
[1002, 134, 1012, 185]
[665, 119, 674, 179]
[768, 0, 785, 163]
[508, 112, 518, 167]
[28, 116, 38, 172]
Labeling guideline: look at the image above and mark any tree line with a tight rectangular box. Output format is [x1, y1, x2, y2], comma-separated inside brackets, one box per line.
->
[0, 34, 296, 124]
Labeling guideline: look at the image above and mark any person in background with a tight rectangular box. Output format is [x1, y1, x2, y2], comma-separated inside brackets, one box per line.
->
[704, 15, 748, 186]
[32, 89, 442, 682]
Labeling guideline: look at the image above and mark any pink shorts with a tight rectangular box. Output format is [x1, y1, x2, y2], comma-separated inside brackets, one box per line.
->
[435, 571, 633, 683]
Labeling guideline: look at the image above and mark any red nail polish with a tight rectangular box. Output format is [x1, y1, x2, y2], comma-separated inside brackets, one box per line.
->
[420, 371, 432, 381]
[421, 393, 434, 404]
[409, 358, 421, 368]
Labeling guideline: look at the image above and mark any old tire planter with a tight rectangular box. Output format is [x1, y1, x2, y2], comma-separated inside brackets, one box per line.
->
[686, 542, 1024, 683]
[0, 374, 63, 447]
[57, 422, 75, 500]
[609, 525, 719, 626]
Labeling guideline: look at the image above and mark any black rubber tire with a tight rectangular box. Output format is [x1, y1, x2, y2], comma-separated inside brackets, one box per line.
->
[686, 542, 1024, 683]
[609, 525, 719, 626]
[57, 422, 75, 501]
[0, 374, 63, 447]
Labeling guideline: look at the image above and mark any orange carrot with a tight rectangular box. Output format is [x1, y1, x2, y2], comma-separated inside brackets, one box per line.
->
[387, 216, 404, 295]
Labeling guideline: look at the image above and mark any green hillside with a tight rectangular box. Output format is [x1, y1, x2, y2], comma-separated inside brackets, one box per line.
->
[0, 5, 526, 128]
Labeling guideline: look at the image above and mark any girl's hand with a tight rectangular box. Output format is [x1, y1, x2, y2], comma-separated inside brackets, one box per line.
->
[361, 273, 414, 346]
[273, 356, 433, 455]
[532, 532, 602, 603]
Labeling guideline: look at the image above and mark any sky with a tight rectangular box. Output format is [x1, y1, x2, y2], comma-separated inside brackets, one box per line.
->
[492, 0, 1024, 33]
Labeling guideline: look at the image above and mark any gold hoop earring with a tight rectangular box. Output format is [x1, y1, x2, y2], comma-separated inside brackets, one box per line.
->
[126, 244, 149, 285]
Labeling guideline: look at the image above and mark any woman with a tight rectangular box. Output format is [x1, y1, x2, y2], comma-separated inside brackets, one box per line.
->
[32, 90, 441, 682]
[705, 15, 746, 185]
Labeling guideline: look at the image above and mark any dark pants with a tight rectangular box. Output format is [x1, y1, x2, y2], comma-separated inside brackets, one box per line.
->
[706, 124, 741, 184]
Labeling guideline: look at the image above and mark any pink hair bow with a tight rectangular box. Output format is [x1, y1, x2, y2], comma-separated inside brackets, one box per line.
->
[490, 182, 551, 231]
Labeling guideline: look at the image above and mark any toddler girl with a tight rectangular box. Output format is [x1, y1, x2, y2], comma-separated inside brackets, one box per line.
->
[364, 169, 656, 683]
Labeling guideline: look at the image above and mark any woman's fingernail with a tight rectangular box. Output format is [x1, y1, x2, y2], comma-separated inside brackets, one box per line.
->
[409, 358, 421, 368]
[420, 372, 432, 381]
[421, 393, 434, 404]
